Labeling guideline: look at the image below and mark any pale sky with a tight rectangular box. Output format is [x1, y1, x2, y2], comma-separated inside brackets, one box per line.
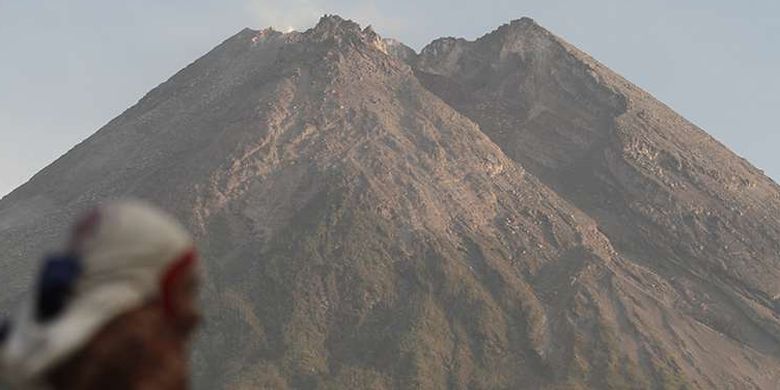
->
[1, 0, 778, 197]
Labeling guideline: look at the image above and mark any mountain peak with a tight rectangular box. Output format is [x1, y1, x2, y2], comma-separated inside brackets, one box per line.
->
[308, 14, 369, 40]
[488, 16, 551, 43]
[509, 16, 537, 27]
[302, 14, 389, 54]
[312, 14, 360, 33]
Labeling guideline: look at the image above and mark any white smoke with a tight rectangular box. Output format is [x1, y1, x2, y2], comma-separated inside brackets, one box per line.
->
[244, 0, 406, 37]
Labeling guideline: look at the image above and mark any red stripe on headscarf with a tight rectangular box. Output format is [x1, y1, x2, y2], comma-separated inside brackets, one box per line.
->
[160, 249, 197, 317]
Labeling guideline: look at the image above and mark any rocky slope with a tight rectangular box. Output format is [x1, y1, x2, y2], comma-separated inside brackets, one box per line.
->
[1, 15, 778, 389]
[415, 18, 780, 388]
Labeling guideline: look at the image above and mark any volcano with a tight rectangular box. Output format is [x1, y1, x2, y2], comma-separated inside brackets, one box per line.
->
[1, 15, 778, 389]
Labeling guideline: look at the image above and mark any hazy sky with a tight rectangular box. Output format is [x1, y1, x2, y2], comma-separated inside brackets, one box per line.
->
[1, 0, 778, 197]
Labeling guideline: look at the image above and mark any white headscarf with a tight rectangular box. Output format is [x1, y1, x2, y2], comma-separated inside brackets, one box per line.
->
[0, 200, 194, 389]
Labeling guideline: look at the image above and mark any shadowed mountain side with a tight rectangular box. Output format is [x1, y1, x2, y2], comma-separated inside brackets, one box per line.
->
[415, 17, 780, 388]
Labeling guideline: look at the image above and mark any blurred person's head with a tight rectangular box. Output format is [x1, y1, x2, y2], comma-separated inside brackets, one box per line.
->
[0, 200, 200, 389]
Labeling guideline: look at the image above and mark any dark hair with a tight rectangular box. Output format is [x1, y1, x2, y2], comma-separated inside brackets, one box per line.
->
[0, 318, 9, 344]
[36, 254, 83, 323]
